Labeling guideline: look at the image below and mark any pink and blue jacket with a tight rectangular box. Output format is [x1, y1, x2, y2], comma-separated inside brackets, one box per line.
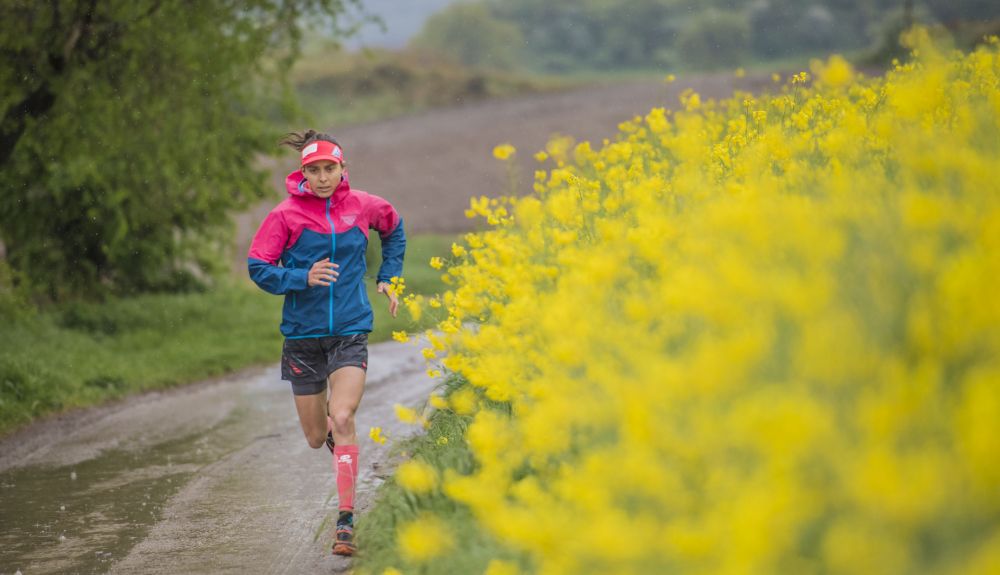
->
[247, 170, 405, 338]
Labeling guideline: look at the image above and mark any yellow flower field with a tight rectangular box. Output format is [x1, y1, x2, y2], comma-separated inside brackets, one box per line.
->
[406, 34, 1000, 575]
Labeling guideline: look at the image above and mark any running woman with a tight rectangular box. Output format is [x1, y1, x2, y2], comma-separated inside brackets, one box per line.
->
[247, 130, 406, 556]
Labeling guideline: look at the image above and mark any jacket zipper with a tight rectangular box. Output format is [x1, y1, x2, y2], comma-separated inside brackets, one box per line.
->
[325, 197, 336, 334]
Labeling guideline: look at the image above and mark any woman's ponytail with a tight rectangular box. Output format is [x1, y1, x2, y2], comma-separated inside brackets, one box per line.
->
[279, 130, 340, 152]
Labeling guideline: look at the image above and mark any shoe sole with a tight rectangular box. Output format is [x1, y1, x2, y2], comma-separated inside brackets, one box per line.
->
[332, 542, 355, 556]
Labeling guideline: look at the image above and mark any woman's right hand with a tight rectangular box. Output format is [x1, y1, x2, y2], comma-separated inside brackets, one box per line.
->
[307, 258, 339, 286]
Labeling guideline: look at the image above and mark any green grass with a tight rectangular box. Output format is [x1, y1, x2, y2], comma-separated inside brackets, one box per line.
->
[543, 48, 877, 86]
[0, 233, 457, 437]
[0, 285, 283, 435]
[366, 232, 456, 341]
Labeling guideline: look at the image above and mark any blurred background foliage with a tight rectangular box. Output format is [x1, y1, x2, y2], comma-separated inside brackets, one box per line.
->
[411, 0, 1000, 72]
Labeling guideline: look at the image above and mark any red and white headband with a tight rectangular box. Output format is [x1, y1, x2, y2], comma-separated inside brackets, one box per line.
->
[301, 140, 344, 166]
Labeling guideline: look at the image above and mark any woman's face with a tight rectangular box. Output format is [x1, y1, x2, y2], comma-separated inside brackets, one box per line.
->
[302, 160, 344, 198]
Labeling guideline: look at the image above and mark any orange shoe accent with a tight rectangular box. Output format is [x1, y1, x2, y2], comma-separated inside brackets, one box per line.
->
[332, 540, 356, 556]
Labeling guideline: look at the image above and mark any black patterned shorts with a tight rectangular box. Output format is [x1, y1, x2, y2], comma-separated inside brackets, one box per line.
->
[281, 333, 368, 396]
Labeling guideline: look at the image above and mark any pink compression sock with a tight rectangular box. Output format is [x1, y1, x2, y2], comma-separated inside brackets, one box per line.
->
[333, 444, 360, 511]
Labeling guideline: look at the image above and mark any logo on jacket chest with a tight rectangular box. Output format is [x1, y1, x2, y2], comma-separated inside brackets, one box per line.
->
[339, 214, 358, 226]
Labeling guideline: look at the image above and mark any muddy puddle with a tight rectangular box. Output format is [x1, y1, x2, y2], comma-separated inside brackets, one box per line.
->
[1, 414, 245, 574]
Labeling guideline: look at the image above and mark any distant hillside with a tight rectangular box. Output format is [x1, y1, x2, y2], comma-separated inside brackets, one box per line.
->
[341, 0, 463, 50]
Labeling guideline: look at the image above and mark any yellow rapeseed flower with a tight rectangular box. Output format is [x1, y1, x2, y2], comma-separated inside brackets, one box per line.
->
[405, 295, 423, 322]
[389, 276, 405, 296]
[397, 514, 453, 562]
[449, 387, 478, 415]
[492, 143, 516, 161]
[484, 559, 520, 575]
[683, 91, 701, 111]
[394, 404, 421, 425]
[396, 459, 439, 494]
[812, 54, 855, 89]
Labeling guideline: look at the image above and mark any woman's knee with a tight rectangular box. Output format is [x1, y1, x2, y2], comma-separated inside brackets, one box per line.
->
[305, 429, 327, 449]
[330, 408, 356, 434]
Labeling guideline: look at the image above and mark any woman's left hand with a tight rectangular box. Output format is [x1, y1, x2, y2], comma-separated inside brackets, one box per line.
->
[377, 282, 399, 318]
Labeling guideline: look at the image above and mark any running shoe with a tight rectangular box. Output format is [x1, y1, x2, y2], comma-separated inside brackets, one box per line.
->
[332, 512, 356, 556]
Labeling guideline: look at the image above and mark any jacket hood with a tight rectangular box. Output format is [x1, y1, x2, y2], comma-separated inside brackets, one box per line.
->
[285, 169, 351, 203]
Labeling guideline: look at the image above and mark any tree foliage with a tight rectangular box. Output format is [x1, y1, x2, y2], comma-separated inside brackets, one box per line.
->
[0, 0, 359, 301]
[409, 2, 524, 70]
[492, 0, 679, 71]
[414, 0, 1000, 72]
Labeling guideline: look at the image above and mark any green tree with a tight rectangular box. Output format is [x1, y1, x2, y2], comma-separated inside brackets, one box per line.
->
[492, 0, 678, 71]
[410, 2, 524, 70]
[675, 8, 751, 69]
[923, 0, 999, 23]
[0, 0, 359, 301]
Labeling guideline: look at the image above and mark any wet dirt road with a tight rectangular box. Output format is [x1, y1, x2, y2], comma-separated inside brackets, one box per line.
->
[0, 340, 435, 574]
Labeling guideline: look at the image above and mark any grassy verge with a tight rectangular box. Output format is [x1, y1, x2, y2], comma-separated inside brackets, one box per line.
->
[355, 376, 528, 575]
[0, 233, 455, 437]
[544, 48, 877, 86]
